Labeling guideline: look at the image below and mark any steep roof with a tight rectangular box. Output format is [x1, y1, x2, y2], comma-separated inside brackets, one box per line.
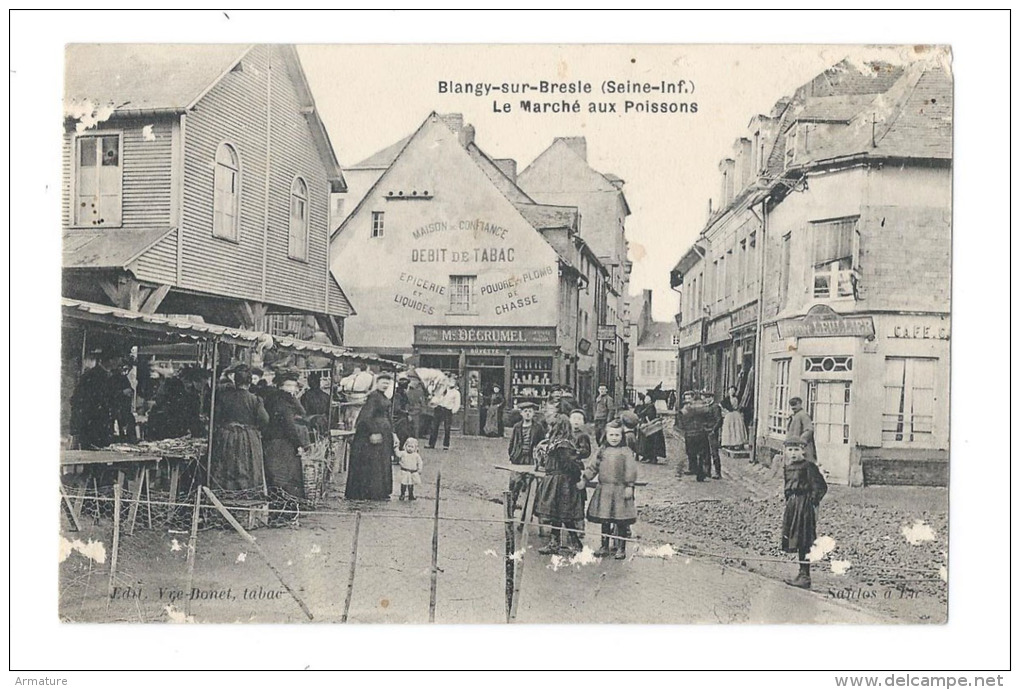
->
[793, 94, 878, 123]
[64, 44, 344, 189]
[513, 203, 577, 232]
[466, 143, 534, 204]
[65, 44, 251, 114]
[333, 112, 589, 276]
[348, 135, 412, 170]
[637, 320, 677, 349]
[792, 60, 953, 165]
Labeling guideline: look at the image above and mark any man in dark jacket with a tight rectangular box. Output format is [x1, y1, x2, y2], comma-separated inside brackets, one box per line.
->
[300, 371, 332, 439]
[391, 374, 413, 446]
[593, 384, 616, 445]
[70, 353, 121, 449]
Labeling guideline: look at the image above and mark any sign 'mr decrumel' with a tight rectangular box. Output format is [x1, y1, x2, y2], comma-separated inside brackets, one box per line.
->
[414, 326, 557, 346]
[777, 305, 876, 340]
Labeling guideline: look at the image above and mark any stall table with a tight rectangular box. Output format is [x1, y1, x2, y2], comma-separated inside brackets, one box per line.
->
[329, 429, 356, 475]
[60, 449, 163, 534]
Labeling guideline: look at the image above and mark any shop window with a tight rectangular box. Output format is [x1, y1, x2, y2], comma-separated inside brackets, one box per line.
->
[883, 357, 936, 444]
[419, 354, 459, 372]
[371, 211, 384, 238]
[812, 217, 859, 300]
[449, 275, 476, 314]
[804, 356, 853, 373]
[288, 177, 309, 261]
[768, 358, 792, 436]
[212, 143, 241, 240]
[74, 133, 122, 226]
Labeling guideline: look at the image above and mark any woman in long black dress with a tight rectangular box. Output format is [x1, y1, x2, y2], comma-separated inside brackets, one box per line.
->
[345, 373, 395, 500]
[637, 393, 667, 464]
[483, 386, 504, 437]
[262, 369, 308, 499]
[211, 363, 269, 493]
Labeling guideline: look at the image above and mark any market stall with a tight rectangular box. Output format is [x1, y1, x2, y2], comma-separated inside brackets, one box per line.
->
[61, 298, 401, 519]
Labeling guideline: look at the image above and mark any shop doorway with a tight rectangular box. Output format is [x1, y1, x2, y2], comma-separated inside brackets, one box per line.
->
[807, 380, 852, 483]
[466, 355, 507, 436]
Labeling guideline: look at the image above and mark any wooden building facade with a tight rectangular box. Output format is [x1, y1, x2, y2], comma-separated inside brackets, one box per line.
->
[62, 44, 353, 340]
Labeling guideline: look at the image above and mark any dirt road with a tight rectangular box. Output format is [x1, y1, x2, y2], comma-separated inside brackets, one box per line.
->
[62, 433, 898, 624]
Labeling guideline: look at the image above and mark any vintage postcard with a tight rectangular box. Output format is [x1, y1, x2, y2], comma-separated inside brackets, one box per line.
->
[56, 42, 952, 627]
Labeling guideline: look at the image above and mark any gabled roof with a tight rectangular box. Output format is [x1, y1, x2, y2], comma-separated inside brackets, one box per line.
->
[65, 44, 252, 114]
[63, 227, 175, 269]
[65, 44, 344, 189]
[519, 137, 631, 216]
[332, 112, 592, 277]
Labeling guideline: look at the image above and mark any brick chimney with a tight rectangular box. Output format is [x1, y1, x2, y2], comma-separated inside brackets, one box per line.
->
[459, 123, 475, 148]
[556, 136, 587, 162]
[493, 158, 517, 182]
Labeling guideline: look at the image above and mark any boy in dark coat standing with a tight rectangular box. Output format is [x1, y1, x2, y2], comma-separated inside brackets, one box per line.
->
[781, 439, 828, 589]
[507, 403, 546, 509]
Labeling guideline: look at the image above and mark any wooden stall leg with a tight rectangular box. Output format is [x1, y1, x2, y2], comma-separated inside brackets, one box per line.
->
[184, 489, 202, 617]
[60, 485, 83, 533]
[107, 483, 122, 609]
[168, 462, 180, 503]
[144, 468, 153, 530]
[127, 466, 144, 536]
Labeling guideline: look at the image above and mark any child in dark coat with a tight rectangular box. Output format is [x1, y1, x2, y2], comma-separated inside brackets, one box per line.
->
[781, 439, 828, 588]
[533, 415, 586, 555]
[506, 403, 545, 510]
[580, 420, 640, 559]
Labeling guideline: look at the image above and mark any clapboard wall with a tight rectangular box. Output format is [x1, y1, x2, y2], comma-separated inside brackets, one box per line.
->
[179, 44, 336, 315]
[62, 118, 175, 231]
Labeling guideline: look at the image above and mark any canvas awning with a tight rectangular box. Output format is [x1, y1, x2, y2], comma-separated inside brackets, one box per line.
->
[62, 298, 400, 369]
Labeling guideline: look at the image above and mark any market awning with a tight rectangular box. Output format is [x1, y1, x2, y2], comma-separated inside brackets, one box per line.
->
[62, 298, 400, 369]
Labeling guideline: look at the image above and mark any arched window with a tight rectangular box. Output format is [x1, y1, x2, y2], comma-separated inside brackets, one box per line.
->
[213, 143, 240, 240]
[289, 176, 309, 260]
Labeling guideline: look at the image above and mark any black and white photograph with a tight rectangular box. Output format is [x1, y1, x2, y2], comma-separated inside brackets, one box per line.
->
[9, 8, 1013, 680]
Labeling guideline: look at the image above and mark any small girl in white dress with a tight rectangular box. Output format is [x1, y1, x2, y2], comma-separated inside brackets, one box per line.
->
[395, 437, 424, 501]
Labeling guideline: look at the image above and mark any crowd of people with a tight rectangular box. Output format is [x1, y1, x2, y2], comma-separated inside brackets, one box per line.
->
[506, 399, 639, 560]
[71, 357, 826, 587]
[69, 354, 340, 501]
